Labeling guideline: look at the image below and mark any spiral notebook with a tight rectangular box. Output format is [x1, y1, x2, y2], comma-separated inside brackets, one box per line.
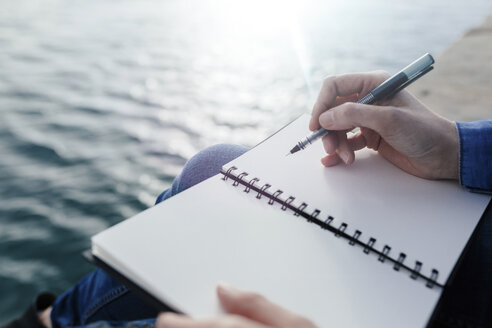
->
[91, 114, 491, 328]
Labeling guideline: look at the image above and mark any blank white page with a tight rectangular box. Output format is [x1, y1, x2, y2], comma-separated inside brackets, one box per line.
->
[226, 114, 491, 286]
[93, 175, 441, 328]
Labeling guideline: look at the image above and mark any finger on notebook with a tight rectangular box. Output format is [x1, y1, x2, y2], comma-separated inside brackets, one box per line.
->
[156, 313, 269, 328]
[336, 131, 354, 165]
[310, 72, 389, 131]
[217, 284, 316, 328]
[347, 132, 367, 151]
[322, 133, 338, 154]
[321, 153, 342, 167]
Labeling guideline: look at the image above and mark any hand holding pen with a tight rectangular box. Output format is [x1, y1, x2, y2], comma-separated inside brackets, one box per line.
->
[289, 54, 434, 156]
[304, 56, 460, 180]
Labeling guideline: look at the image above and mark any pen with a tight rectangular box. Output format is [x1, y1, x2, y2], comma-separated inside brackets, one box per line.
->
[287, 53, 435, 155]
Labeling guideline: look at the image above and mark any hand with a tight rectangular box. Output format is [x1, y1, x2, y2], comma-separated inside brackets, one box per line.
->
[309, 71, 459, 180]
[156, 284, 317, 328]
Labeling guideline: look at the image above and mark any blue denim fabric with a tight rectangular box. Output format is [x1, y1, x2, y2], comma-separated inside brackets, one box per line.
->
[457, 120, 492, 193]
[154, 144, 249, 204]
[50, 144, 248, 328]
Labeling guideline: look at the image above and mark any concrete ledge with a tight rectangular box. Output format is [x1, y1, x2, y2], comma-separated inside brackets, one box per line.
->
[408, 14, 492, 122]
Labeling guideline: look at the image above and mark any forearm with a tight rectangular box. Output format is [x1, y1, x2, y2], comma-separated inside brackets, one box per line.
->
[457, 120, 492, 193]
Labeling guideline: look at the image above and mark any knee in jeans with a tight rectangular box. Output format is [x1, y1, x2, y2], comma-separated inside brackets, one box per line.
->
[177, 144, 248, 191]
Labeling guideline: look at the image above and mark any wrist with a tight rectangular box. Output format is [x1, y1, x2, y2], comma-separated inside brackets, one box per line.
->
[440, 120, 459, 180]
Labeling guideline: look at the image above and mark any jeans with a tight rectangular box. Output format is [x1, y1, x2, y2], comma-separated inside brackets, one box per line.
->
[50, 144, 492, 328]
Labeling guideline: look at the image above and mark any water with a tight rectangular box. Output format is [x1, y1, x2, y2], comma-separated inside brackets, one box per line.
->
[1, 0, 491, 322]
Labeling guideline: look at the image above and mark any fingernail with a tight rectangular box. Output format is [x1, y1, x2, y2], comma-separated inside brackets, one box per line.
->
[217, 282, 238, 297]
[320, 111, 334, 127]
[339, 150, 350, 164]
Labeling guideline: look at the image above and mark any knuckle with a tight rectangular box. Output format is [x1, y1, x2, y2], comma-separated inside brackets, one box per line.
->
[340, 102, 356, 110]
[337, 102, 357, 117]
[322, 75, 337, 89]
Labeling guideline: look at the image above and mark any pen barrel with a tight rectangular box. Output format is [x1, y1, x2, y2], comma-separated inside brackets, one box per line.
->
[371, 72, 407, 101]
[301, 128, 331, 149]
[402, 53, 434, 79]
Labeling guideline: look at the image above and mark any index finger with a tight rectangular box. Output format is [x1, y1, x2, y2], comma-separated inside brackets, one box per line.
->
[309, 71, 390, 131]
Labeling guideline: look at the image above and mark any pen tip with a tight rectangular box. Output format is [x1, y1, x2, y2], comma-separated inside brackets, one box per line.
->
[286, 152, 291, 157]
[288, 145, 301, 155]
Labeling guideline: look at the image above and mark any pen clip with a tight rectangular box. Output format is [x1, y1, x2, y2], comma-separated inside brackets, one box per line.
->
[388, 65, 434, 99]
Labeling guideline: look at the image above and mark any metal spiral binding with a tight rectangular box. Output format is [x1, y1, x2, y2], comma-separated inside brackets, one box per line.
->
[349, 230, 361, 246]
[222, 166, 237, 181]
[311, 209, 321, 219]
[220, 166, 441, 289]
[270, 190, 283, 205]
[379, 245, 391, 262]
[335, 223, 347, 237]
[294, 202, 307, 216]
[233, 172, 249, 186]
[363, 237, 376, 254]
[411, 261, 423, 279]
[427, 269, 439, 288]
[256, 184, 271, 199]
[244, 178, 259, 193]
[281, 196, 295, 211]
[394, 253, 407, 271]
[324, 216, 334, 225]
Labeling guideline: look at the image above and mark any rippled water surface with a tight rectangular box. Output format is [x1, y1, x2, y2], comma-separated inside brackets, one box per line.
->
[1, 0, 492, 321]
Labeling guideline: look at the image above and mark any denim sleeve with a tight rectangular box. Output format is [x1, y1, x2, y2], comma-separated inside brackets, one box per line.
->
[456, 120, 492, 193]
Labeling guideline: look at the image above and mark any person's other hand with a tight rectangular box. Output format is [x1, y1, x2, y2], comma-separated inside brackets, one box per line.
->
[156, 284, 317, 328]
[309, 71, 459, 180]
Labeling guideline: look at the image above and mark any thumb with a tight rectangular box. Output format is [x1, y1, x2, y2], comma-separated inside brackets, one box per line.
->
[217, 284, 314, 327]
[319, 102, 391, 133]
